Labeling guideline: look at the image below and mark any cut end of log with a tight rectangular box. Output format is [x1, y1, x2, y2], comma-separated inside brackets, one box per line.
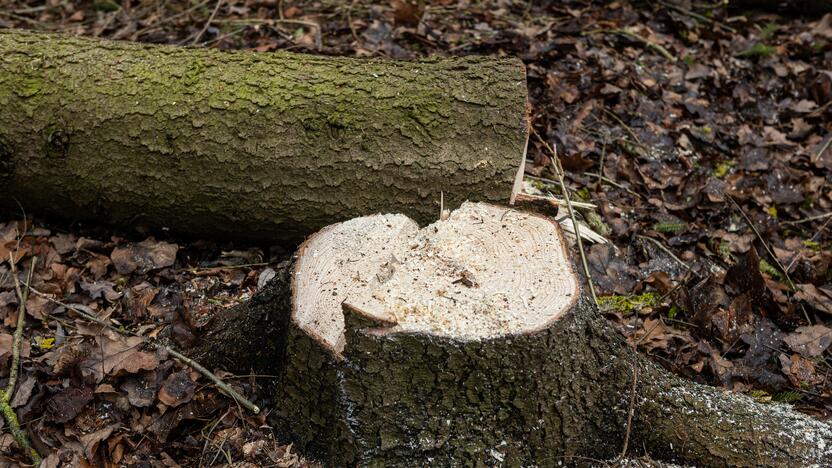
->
[293, 202, 578, 356]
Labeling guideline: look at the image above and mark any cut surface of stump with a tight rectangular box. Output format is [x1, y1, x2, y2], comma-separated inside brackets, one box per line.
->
[293, 202, 579, 356]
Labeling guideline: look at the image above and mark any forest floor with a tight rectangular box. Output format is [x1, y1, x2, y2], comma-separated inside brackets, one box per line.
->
[0, 0, 830, 466]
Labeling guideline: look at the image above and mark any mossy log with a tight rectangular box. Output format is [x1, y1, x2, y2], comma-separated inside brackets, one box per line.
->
[201, 202, 832, 467]
[0, 30, 527, 243]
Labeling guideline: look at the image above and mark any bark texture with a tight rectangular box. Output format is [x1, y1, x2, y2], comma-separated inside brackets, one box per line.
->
[189, 261, 292, 376]
[272, 288, 832, 467]
[0, 29, 527, 242]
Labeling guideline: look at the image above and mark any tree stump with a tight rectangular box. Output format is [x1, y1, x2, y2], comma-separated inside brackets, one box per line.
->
[264, 202, 832, 467]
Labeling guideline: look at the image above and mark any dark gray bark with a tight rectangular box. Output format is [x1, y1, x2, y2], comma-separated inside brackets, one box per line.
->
[189, 262, 292, 376]
[271, 287, 832, 467]
[0, 29, 527, 243]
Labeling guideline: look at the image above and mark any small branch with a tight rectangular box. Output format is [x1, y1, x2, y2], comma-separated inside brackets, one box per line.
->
[0, 389, 41, 465]
[620, 363, 640, 458]
[725, 195, 795, 289]
[725, 194, 811, 325]
[636, 235, 693, 274]
[6, 255, 35, 397]
[584, 172, 644, 200]
[586, 28, 677, 61]
[24, 285, 261, 414]
[192, 0, 224, 45]
[2, 246, 40, 466]
[601, 108, 644, 147]
[216, 19, 323, 50]
[134, 0, 213, 38]
[658, 1, 736, 33]
[517, 191, 598, 210]
[783, 211, 832, 226]
[165, 346, 260, 414]
[346, 0, 360, 43]
[532, 128, 599, 306]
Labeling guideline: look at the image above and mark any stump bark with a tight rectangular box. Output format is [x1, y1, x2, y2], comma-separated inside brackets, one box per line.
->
[0, 30, 527, 242]
[204, 202, 832, 467]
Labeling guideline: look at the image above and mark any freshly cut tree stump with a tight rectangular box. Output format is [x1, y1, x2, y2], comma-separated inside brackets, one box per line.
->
[270, 202, 832, 467]
[0, 30, 527, 242]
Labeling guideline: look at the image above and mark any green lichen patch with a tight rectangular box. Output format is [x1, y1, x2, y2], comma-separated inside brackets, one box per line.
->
[598, 292, 660, 315]
[15, 78, 41, 98]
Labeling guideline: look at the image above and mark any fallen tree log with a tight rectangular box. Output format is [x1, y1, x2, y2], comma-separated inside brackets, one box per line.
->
[200, 202, 832, 466]
[0, 30, 527, 242]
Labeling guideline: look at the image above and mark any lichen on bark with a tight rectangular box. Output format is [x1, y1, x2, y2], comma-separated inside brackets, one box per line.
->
[0, 29, 527, 242]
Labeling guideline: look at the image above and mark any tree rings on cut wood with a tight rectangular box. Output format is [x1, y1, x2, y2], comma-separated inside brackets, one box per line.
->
[293, 202, 578, 355]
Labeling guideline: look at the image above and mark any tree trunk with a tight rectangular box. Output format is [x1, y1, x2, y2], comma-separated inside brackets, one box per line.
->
[0, 30, 528, 243]
[202, 202, 832, 467]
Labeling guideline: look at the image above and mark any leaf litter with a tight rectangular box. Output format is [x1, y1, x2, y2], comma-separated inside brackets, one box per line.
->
[1, 0, 831, 465]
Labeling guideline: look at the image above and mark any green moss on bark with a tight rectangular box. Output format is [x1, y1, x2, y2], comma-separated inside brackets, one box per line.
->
[0, 29, 527, 242]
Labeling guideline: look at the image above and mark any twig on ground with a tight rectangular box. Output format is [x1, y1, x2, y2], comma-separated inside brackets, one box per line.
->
[725, 194, 795, 288]
[198, 26, 246, 47]
[636, 235, 693, 273]
[785, 214, 832, 276]
[519, 191, 597, 210]
[0, 389, 41, 465]
[347, 0, 360, 43]
[620, 363, 640, 459]
[532, 128, 599, 306]
[585, 28, 677, 61]
[811, 134, 831, 165]
[725, 194, 811, 324]
[524, 174, 582, 195]
[7, 254, 35, 397]
[186, 262, 272, 275]
[658, 1, 736, 33]
[217, 19, 323, 50]
[634, 316, 665, 348]
[783, 211, 832, 225]
[24, 285, 261, 414]
[585, 172, 644, 199]
[601, 108, 644, 147]
[192, 0, 224, 45]
[1, 252, 41, 465]
[133, 0, 212, 38]
[165, 346, 260, 414]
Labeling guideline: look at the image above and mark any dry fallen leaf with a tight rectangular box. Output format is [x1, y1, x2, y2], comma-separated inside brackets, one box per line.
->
[779, 353, 823, 387]
[0, 331, 30, 360]
[795, 284, 832, 315]
[80, 329, 159, 382]
[784, 325, 832, 358]
[45, 386, 93, 423]
[158, 370, 196, 407]
[10, 375, 36, 408]
[80, 423, 119, 461]
[110, 238, 178, 275]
